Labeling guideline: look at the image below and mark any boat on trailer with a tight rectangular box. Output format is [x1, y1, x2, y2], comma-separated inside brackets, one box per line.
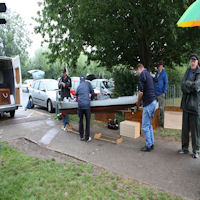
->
[57, 95, 138, 115]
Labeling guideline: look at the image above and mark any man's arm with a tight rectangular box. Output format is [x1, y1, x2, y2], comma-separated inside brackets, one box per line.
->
[163, 72, 168, 96]
[65, 77, 72, 89]
[181, 69, 195, 94]
[136, 72, 145, 107]
[89, 82, 94, 100]
[76, 86, 79, 99]
[136, 91, 143, 107]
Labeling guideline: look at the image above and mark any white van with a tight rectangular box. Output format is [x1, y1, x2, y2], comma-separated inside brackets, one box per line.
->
[0, 56, 21, 117]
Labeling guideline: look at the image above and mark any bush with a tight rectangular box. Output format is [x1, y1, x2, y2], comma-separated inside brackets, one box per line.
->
[165, 65, 187, 86]
[112, 67, 138, 97]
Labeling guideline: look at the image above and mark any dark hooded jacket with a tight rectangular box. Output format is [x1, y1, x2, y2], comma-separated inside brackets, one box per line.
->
[76, 78, 94, 109]
[58, 75, 72, 99]
[181, 65, 200, 115]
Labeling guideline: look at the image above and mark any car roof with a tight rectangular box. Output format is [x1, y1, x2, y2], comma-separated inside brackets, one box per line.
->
[92, 79, 108, 81]
[71, 77, 80, 80]
[34, 79, 57, 82]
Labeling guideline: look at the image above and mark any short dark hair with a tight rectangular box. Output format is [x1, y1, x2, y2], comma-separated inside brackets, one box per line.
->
[157, 61, 163, 66]
[137, 63, 144, 69]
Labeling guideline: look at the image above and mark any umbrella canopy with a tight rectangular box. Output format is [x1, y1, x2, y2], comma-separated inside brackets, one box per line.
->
[177, 0, 200, 27]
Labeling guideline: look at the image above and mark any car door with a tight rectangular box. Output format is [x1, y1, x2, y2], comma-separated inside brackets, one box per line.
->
[38, 81, 47, 107]
[32, 80, 40, 105]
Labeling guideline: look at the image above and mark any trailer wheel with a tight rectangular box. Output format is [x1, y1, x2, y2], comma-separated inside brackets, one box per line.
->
[10, 110, 15, 118]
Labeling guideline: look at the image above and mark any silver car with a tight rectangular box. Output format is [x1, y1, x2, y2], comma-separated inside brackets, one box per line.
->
[29, 79, 58, 113]
[91, 79, 113, 100]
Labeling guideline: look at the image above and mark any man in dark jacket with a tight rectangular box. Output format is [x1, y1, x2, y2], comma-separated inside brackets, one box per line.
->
[136, 63, 157, 152]
[179, 54, 200, 159]
[76, 76, 94, 142]
[154, 61, 168, 127]
[58, 68, 72, 131]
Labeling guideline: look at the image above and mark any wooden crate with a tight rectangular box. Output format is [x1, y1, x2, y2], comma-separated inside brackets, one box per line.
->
[125, 108, 159, 131]
[0, 88, 10, 105]
[95, 113, 115, 123]
[120, 120, 140, 139]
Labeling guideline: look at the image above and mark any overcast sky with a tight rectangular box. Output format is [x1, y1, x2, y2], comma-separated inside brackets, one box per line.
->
[5, 0, 43, 57]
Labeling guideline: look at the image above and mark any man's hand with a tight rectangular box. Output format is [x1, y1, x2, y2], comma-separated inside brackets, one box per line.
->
[62, 82, 65, 87]
[185, 80, 193, 87]
[136, 91, 143, 107]
[162, 93, 165, 97]
[136, 100, 140, 107]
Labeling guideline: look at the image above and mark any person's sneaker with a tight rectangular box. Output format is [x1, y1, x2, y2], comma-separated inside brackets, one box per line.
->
[66, 124, 72, 131]
[151, 144, 154, 150]
[85, 137, 92, 142]
[80, 137, 85, 141]
[192, 152, 199, 159]
[178, 149, 189, 154]
[140, 146, 151, 152]
[62, 127, 68, 133]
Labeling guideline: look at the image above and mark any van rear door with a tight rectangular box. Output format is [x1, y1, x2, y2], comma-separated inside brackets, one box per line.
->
[12, 56, 21, 105]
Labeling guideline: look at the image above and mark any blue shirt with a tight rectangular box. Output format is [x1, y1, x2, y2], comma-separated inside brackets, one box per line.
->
[139, 69, 156, 107]
[76, 80, 94, 109]
[154, 69, 168, 96]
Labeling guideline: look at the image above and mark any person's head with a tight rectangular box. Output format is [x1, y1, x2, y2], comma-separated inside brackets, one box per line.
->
[80, 75, 85, 82]
[157, 61, 163, 72]
[62, 68, 67, 77]
[189, 54, 199, 70]
[136, 63, 144, 76]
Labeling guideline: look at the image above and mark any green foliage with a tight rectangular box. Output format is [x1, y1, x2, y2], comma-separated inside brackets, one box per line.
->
[165, 64, 188, 86]
[0, 9, 31, 67]
[35, 0, 200, 71]
[22, 49, 111, 81]
[22, 48, 66, 81]
[73, 54, 112, 79]
[113, 67, 138, 97]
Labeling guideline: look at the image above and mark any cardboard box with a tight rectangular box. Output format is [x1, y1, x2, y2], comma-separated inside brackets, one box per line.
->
[120, 120, 140, 139]
[164, 111, 182, 130]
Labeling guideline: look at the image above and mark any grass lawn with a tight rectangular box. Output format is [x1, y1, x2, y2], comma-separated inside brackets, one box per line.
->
[154, 128, 181, 142]
[0, 142, 182, 200]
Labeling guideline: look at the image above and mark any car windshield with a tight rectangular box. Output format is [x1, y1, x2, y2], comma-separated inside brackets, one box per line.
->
[45, 80, 58, 91]
[103, 81, 113, 89]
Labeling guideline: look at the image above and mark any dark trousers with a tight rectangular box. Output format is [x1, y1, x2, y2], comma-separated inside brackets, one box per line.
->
[78, 109, 91, 140]
[182, 111, 200, 153]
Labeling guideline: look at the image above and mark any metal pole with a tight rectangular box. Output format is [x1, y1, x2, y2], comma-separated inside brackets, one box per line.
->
[173, 85, 175, 106]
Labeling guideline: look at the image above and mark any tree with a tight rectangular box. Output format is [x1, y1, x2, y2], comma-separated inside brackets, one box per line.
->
[22, 48, 111, 81]
[35, 0, 200, 71]
[0, 9, 31, 66]
[22, 48, 65, 80]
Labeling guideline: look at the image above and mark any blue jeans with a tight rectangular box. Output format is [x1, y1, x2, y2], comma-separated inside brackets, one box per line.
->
[142, 100, 157, 147]
[63, 115, 69, 128]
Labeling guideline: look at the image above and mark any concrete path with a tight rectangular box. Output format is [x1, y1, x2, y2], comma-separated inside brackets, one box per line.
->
[0, 108, 200, 200]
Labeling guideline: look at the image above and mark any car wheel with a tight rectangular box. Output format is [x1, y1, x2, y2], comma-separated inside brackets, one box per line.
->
[29, 96, 34, 108]
[47, 100, 53, 113]
[10, 110, 15, 118]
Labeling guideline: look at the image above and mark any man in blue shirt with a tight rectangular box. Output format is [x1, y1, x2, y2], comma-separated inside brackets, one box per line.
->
[136, 63, 157, 152]
[154, 61, 168, 127]
[76, 76, 94, 142]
